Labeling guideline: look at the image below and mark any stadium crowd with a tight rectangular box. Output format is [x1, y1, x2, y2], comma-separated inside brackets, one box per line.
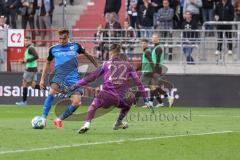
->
[1, 0, 240, 62]
[0, 0, 239, 32]
[0, 0, 54, 45]
[97, 0, 240, 61]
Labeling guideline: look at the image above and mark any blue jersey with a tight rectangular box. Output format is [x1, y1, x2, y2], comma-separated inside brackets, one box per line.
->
[48, 42, 85, 85]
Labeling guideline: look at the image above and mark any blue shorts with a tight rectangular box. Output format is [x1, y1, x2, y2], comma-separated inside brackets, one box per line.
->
[50, 76, 83, 96]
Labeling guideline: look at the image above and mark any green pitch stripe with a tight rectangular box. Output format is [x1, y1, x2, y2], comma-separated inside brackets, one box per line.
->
[0, 130, 232, 155]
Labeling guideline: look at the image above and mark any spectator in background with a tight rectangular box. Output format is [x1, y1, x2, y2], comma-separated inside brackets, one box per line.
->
[138, 0, 154, 38]
[20, 0, 38, 42]
[104, 12, 122, 60]
[127, 0, 139, 29]
[151, 0, 163, 12]
[154, 0, 174, 60]
[0, 0, 5, 16]
[0, 15, 7, 72]
[202, 0, 215, 32]
[38, 0, 54, 46]
[122, 20, 136, 60]
[169, 0, 181, 29]
[234, 0, 240, 21]
[145, 32, 173, 107]
[182, 11, 198, 64]
[214, 0, 234, 55]
[0, 16, 9, 29]
[104, 0, 121, 22]
[94, 24, 105, 59]
[179, 0, 185, 27]
[183, 0, 202, 26]
[59, 0, 74, 6]
[4, 0, 20, 28]
[16, 36, 40, 106]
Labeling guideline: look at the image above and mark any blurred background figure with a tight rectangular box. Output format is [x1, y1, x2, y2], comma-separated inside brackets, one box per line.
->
[104, 12, 122, 60]
[182, 11, 198, 64]
[138, 0, 154, 38]
[127, 0, 139, 29]
[38, 0, 54, 46]
[0, 16, 9, 29]
[20, 0, 38, 42]
[201, 0, 215, 32]
[0, 0, 5, 16]
[234, 0, 240, 21]
[183, 0, 202, 26]
[94, 24, 105, 59]
[122, 20, 136, 60]
[214, 0, 234, 55]
[154, 0, 174, 60]
[104, 0, 121, 22]
[4, 0, 20, 28]
[58, 0, 74, 6]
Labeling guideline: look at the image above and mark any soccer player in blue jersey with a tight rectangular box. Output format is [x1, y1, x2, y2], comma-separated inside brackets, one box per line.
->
[39, 28, 98, 128]
[68, 44, 154, 134]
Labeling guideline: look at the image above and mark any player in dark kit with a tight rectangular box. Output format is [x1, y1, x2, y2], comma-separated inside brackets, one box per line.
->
[68, 44, 154, 134]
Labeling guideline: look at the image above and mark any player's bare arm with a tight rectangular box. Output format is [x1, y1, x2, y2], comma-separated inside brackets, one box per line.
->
[40, 60, 51, 90]
[83, 51, 99, 68]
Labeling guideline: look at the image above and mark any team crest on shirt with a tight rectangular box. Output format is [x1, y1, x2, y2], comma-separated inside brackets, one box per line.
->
[70, 46, 75, 50]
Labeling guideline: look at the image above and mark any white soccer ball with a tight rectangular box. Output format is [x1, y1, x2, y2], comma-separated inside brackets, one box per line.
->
[31, 116, 46, 129]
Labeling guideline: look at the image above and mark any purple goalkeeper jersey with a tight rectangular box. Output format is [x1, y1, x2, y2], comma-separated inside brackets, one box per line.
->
[75, 55, 147, 100]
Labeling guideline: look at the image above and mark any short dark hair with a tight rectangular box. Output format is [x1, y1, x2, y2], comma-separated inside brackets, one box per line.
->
[141, 38, 149, 43]
[58, 28, 70, 35]
[25, 36, 32, 40]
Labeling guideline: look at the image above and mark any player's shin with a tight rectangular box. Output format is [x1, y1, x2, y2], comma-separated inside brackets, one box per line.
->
[23, 87, 28, 102]
[117, 113, 127, 123]
[42, 94, 54, 118]
[114, 107, 130, 128]
[59, 105, 78, 120]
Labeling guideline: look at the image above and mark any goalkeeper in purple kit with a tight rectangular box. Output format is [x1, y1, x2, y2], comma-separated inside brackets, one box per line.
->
[69, 44, 154, 134]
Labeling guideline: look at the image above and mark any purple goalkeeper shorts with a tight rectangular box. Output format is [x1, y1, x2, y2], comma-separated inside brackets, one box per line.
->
[92, 90, 135, 109]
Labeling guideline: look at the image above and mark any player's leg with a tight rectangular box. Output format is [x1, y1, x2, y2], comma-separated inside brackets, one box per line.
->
[16, 79, 28, 106]
[16, 71, 32, 106]
[54, 93, 81, 128]
[31, 72, 41, 90]
[78, 97, 103, 133]
[78, 90, 118, 134]
[42, 83, 58, 119]
[154, 87, 165, 108]
[149, 88, 157, 105]
[113, 101, 131, 130]
[158, 80, 175, 107]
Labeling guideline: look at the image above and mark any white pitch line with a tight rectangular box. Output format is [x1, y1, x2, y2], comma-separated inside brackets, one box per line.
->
[0, 130, 232, 155]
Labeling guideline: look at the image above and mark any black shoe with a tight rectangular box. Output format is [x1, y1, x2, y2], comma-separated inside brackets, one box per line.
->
[59, 2, 63, 6]
[113, 121, 128, 130]
[78, 126, 89, 134]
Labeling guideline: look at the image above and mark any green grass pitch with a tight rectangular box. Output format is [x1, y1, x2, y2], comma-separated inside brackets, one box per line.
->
[0, 105, 240, 160]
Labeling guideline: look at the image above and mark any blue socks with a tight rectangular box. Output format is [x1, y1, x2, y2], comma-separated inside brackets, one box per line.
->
[59, 105, 78, 120]
[42, 95, 54, 118]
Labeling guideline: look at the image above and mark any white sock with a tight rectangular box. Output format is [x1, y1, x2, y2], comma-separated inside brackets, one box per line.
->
[83, 121, 90, 128]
